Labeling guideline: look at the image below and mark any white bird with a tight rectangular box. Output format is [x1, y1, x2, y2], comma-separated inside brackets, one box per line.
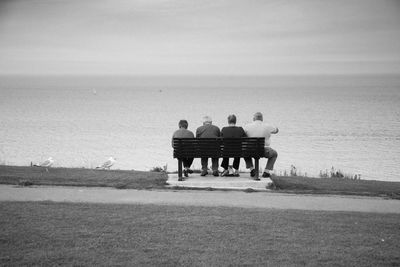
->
[96, 157, 116, 170]
[34, 157, 54, 172]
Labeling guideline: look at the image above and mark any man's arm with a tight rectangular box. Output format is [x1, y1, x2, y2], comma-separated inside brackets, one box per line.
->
[272, 127, 279, 134]
[196, 128, 201, 138]
[240, 127, 247, 137]
[171, 134, 175, 148]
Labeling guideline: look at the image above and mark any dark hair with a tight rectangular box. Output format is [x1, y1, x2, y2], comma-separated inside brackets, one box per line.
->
[178, 120, 188, 129]
[227, 114, 236, 124]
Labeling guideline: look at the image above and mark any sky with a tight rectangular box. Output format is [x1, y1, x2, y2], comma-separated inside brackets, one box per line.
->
[0, 0, 399, 75]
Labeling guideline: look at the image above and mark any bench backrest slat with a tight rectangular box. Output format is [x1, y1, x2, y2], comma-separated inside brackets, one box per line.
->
[173, 137, 265, 158]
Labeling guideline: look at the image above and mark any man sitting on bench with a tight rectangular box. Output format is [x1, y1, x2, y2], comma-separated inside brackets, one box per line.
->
[220, 114, 246, 177]
[244, 112, 279, 179]
[196, 115, 221, 177]
[171, 119, 194, 179]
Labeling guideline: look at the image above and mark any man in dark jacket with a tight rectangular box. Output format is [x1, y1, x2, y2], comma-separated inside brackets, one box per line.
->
[172, 119, 194, 180]
[220, 114, 246, 177]
[196, 115, 220, 176]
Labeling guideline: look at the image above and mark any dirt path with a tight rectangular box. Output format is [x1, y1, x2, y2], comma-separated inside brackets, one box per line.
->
[0, 185, 399, 213]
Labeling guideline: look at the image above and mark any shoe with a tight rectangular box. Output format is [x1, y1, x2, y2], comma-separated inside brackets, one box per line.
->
[187, 169, 193, 174]
[200, 170, 208, 176]
[221, 169, 229, 177]
[262, 172, 271, 178]
[178, 177, 184, 181]
[183, 169, 188, 177]
[213, 170, 219, 177]
[250, 169, 256, 177]
[253, 177, 260, 181]
[233, 170, 240, 177]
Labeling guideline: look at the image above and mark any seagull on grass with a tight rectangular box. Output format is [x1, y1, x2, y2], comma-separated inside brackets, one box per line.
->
[96, 157, 116, 170]
[34, 157, 54, 172]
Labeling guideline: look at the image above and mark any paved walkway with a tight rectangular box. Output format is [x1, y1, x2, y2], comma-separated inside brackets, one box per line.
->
[166, 173, 272, 191]
[0, 185, 399, 213]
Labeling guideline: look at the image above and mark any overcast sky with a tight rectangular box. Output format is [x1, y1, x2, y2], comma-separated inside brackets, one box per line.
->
[0, 0, 399, 75]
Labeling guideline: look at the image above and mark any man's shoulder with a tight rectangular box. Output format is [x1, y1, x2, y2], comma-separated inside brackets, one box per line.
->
[244, 121, 256, 129]
[196, 125, 205, 131]
[195, 126, 203, 134]
[211, 124, 220, 130]
[173, 128, 194, 138]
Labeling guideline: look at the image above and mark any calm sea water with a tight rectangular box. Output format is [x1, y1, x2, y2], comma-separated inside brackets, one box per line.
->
[1, 75, 399, 181]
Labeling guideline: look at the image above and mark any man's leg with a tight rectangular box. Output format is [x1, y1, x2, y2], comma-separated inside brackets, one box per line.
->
[265, 147, 278, 171]
[201, 157, 208, 176]
[210, 158, 219, 176]
[182, 158, 188, 168]
[182, 158, 194, 177]
[232, 157, 241, 176]
[244, 157, 253, 169]
[220, 158, 229, 176]
[183, 158, 194, 168]
[232, 157, 240, 170]
[244, 157, 256, 177]
[211, 158, 219, 171]
[221, 158, 229, 170]
[187, 158, 194, 169]
[262, 147, 278, 178]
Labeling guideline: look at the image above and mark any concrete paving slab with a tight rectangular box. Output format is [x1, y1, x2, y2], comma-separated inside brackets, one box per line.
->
[167, 173, 272, 191]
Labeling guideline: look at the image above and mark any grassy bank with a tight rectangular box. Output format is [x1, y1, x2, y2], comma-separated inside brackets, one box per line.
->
[271, 176, 400, 199]
[0, 165, 168, 189]
[1, 201, 399, 266]
[1, 165, 400, 199]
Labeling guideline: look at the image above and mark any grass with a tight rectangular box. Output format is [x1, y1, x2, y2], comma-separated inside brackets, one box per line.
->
[1, 165, 400, 199]
[270, 176, 400, 199]
[0, 201, 399, 266]
[0, 165, 168, 189]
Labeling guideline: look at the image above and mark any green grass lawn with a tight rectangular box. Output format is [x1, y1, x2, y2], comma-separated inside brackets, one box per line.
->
[271, 176, 400, 199]
[0, 165, 168, 189]
[1, 201, 399, 266]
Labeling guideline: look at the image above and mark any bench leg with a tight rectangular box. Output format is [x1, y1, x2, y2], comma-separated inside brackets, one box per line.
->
[255, 158, 259, 179]
[178, 159, 183, 178]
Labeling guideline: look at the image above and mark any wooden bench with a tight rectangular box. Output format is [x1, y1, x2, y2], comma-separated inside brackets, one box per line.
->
[172, 137, 265, 179]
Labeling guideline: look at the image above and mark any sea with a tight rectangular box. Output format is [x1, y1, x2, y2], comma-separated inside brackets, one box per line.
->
[1, 74, 399, 181]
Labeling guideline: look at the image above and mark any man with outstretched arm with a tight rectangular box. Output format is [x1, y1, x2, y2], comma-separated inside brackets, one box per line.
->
[244, 112, 279, 180]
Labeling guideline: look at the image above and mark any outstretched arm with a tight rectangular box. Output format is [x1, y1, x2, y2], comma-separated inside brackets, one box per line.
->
[272, 127, 279, 134]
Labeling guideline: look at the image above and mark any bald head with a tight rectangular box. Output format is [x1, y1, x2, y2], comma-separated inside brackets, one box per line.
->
[202, 115, 212, 125]
[253, 112, 263, 121]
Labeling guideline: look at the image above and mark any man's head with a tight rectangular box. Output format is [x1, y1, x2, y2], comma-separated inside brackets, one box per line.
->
[202, 115, 212, 125]
[178, 119, 188, 129]
[227, 114, 236, 125]
[253, 112, 263, 121]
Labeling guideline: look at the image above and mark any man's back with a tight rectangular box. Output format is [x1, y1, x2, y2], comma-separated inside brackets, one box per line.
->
[173, 128, 194, 139]
[196, 124, 220, 138]
[221, 126, 246, 138]
[244, 120, 277, 147]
